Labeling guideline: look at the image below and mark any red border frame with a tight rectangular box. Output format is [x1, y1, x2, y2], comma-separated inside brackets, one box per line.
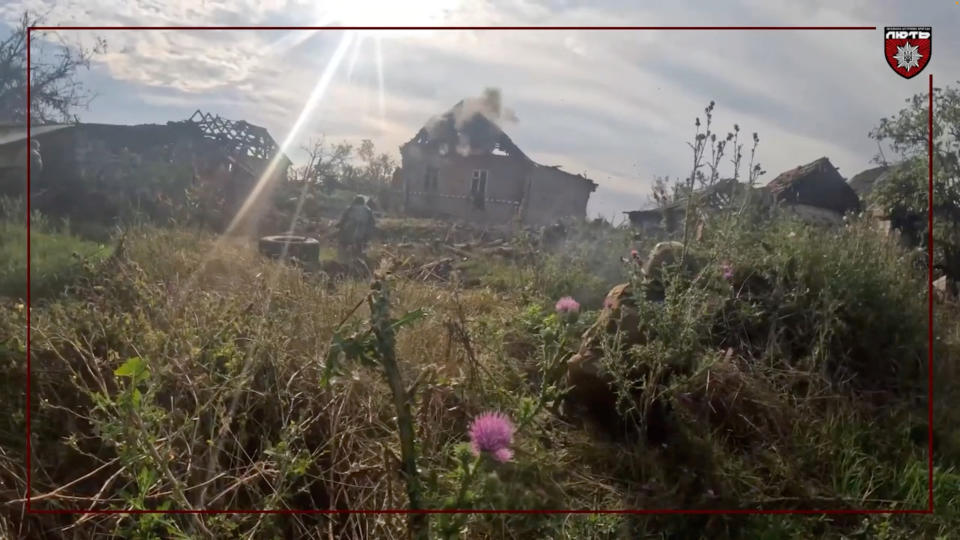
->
[23, 24, 935, 517]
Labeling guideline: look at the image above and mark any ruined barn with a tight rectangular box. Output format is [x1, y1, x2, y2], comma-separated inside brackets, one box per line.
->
[20, 110, 290, 233]
[625, 199, 686, 235]
[625, 158, 861, 233]
[625, 178, 757, 233]
[762, 157, 861, 224]
[398, 98, 597, 226]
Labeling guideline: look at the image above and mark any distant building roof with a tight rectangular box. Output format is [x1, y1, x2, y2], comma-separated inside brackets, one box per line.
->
[402, 99, 596, 190]
[402, 99, 528, 160]
[624, 178, 747, 223]
[848, 165, 891, 198]
[1, 113, 292, 170]
[763, 157, 860, 215]
[533, 163, 597, 190]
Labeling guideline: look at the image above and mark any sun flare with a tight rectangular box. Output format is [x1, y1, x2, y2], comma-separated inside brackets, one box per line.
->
[312, 0, 461, 38]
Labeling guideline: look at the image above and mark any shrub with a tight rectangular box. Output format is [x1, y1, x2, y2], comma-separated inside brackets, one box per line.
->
[0, 200, 112, 300]
[869, 81, 960, 282]
[571, 211, 930, 515]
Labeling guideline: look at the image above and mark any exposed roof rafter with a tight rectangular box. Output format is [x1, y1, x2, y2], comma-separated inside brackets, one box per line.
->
[184, 110, 289, 164]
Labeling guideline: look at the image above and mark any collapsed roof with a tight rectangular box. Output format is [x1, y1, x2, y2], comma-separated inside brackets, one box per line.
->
[625, 178, 751, 222]
[403, 99, 529, 160]
[1, 111, 291, 167]
[626, 157, 862, 225]
[402, 99, 597, 189]
[181, 110, 290, 165]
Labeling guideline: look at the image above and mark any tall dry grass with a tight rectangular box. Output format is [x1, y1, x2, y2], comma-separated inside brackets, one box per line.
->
[0, 212, 957, 538]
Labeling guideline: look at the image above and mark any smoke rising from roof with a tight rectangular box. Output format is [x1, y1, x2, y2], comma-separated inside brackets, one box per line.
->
[413, 88, 526, 158]
[453, 87, 519, 128]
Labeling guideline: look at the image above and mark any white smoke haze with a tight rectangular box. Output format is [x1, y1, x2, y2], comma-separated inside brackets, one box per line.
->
[454, 87, 519, 128]
[415, 87, 519, 156]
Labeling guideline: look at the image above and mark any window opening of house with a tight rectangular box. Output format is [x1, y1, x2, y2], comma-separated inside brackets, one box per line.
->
[424, 167, 439, 191]
[471, 170, 488, 209]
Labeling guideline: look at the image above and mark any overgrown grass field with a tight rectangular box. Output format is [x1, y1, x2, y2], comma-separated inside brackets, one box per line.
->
[1, 204, 958, 539]
[0, 201, 112, 301]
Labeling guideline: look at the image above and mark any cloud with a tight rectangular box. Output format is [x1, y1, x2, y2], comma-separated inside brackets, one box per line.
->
[1, 0, 954, 218]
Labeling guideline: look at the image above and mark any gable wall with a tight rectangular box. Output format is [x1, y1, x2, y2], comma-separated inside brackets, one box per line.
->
[524, 166, 594, 225]
[401, 144, 531, 224]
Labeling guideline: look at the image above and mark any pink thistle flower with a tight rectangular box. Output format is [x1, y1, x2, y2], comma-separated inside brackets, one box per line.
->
[603, 297, 616, 310]
[721, 262, 734, 281]
[555, 296, 580, 314]
[630, 249, 639, 259]
[468, 412, 515, 462]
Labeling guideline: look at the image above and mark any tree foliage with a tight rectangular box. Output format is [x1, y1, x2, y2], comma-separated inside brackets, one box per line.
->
[869, 82, 960, 280]
[288, 137, 354, 191]
[0, 11, 105, 123]
[288, 138, 396, 192]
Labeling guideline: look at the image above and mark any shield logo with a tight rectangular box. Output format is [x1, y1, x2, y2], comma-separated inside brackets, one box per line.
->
[884, 26, 931, 79]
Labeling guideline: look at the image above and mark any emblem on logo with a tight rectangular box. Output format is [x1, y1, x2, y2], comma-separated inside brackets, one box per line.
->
[884, 26, 931, 79]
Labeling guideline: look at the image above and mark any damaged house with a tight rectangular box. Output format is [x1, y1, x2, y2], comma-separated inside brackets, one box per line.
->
[625, 178, 754, 233]
[21, 110, 290, 233]
[764, 156, 861, 226]
[626, 157, 861, 233]
[398, 96, 597, 226]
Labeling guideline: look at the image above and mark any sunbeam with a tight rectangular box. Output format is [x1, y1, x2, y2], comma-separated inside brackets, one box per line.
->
[171, 30, 356, 314]
[346, 33, 364, 82]
[224, 30, 356, 237]
[190, 31, 358, 498]
[375, 36, 386, 135]
[264, 30, 316, 55]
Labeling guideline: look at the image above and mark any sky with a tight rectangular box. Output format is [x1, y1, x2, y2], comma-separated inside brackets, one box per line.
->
[2, 0, 958, 221]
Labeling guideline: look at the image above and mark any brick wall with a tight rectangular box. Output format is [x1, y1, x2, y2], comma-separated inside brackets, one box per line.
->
[523, 166, 593, 225]
[401, 147, 531, 225]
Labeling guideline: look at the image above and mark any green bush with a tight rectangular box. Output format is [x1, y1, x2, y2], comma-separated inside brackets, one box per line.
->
[0, 208, 112, 301]
[699, 214, 927, 390]
[868, 81, 960, 282]
[563, 212, 933, 518]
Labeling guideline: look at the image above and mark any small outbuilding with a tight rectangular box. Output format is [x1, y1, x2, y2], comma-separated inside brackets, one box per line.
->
[762, 157, 861, 216]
